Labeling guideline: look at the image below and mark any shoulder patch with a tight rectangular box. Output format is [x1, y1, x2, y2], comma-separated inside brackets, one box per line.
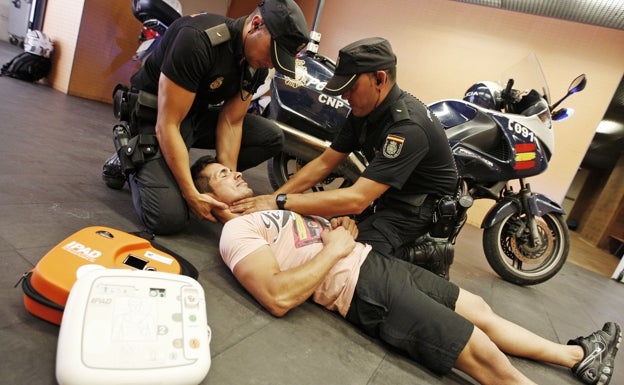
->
[391, 99, 410, 123]
[382, 134, 405, 159]
[205, 23, 231, 46]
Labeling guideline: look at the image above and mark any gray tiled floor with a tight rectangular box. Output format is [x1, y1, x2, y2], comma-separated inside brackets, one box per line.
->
[1, 40, 623, 385]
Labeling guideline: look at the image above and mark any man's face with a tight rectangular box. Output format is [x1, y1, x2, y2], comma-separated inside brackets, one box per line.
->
[341, 73, 380, 117]
[244, 26, 274, 70]
[201, 163, 254, 204]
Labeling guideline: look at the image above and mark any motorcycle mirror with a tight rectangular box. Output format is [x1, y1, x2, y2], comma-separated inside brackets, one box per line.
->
[550, 74, 587, 111]
[552, 107, 575, 121]
[568, 74, 587, 94]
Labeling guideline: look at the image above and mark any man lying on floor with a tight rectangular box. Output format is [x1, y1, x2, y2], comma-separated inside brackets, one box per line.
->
[191, 154, 620, 385]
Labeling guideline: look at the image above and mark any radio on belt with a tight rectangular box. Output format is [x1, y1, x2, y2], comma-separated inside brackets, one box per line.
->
[56, 268, 211, 385]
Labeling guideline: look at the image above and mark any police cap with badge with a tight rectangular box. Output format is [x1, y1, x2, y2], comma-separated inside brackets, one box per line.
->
[323, 37, 398, 96]
[259, 0, 309, 78]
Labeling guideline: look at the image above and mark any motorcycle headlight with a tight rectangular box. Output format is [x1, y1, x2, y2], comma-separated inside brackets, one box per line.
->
[522, 99, 551, 129]
[537, 108, 552, 130]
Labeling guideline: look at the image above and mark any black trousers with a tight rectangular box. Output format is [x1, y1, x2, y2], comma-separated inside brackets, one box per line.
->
[129, 108, 283, 235]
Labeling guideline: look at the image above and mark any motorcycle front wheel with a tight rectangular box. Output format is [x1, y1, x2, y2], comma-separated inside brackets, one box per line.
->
[267, 152, 354, 192]
[482, 212, 569, 285]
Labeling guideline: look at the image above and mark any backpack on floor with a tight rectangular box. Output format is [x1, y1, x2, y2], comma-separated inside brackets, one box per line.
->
[1, 51, 51, 82]
[19, 226, 199, 325]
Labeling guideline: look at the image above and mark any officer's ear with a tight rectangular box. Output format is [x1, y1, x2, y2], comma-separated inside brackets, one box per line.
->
[375, 71, 387, 86]
[249, 14, 264, 33]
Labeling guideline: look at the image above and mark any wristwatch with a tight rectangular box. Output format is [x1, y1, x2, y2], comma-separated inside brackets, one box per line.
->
[275, 194, 287, 210]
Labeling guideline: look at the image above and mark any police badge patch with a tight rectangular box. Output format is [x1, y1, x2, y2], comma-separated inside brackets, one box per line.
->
[382, 134, 405, 158]
[210, 77, 224, 90]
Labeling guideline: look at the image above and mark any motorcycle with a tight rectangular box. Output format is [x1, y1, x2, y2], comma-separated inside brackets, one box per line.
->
[429, 57, 586, 285]
[130, 0, 182, 63]
[264, 11, 585, 285]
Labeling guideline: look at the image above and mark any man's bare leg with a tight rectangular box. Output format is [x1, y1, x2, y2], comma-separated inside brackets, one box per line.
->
[454, 326, 538, 385]
[454, 289, 583, 367]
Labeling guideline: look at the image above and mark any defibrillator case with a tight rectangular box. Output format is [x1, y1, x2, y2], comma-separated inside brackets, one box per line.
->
[20, 226, 198, 325]
[56, 269, 211, 385]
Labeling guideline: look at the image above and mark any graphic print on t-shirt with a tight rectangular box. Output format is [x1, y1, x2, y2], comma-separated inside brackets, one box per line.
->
[293, 214, 328, 248]
[258, 211, 329, 248]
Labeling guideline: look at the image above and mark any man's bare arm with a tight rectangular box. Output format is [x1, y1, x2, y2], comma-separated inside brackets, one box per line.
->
[231, 226, 355, 317]
[156, 73, 227, 222]
[231, 175, 389, 217]
[215, 92, 253, 171]
[276, 147, 348, 194]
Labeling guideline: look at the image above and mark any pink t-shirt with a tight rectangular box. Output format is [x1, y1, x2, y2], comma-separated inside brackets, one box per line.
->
[219, 210, 371, 317]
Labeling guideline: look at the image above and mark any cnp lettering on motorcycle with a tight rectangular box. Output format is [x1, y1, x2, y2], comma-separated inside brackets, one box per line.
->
[318, 94, 346, 109]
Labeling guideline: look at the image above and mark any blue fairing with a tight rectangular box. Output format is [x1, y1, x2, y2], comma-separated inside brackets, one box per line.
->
[429, 100, 478, 128]
[268, 54, 351, 141]
[429, 99, 549, 182]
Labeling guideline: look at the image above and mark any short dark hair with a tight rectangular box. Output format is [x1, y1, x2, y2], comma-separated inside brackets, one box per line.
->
[190, 155, 218, 194]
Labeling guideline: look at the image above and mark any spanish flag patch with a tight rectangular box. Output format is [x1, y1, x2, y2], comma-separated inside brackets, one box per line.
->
[382, 134, 405, 158]
[514, 142, 537, 170]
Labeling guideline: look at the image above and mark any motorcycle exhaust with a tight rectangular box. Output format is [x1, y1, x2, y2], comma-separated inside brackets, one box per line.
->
[274, 121, 366, 183]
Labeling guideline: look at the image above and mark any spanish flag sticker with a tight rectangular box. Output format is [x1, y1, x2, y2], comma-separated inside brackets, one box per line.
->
[382, 134, 405, 158]
[514, 142, 537, 170]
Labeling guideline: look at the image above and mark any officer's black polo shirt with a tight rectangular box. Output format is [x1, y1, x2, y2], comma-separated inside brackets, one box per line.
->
[331, 85, 457, 196]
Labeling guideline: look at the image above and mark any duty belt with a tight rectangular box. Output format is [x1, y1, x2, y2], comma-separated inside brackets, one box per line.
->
[379, 192, 436, 215]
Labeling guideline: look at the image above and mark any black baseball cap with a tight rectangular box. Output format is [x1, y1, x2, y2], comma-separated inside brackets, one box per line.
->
[323, 37, 397, 96]
[259, 0, 309, 78]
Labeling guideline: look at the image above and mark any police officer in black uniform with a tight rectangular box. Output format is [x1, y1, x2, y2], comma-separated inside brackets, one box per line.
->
[231, 37, 458, 278]
[102, 0, 309, 235]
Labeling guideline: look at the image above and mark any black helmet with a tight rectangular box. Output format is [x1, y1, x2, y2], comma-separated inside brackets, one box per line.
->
[463, 81, 502, 110]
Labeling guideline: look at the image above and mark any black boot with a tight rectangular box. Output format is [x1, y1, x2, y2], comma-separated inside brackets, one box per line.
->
[402, 236, 454, 280]
[102, 153, 125, 190]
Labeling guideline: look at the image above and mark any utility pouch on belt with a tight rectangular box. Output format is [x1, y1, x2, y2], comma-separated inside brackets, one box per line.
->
[112, 125, 160, 177]
[113, 84, 136, 122]
[124, 134, 159, 168]
[112, 84, 158, 126]
[113, 124, 135, 176]
[134, 90, 158, 123]
[112, 85, 160, 175]
[430, 196, 458, 239]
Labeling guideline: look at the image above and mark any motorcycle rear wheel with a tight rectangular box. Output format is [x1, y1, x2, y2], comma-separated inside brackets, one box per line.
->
[267, 152, 354, 192]
[483, 212, 569, 285]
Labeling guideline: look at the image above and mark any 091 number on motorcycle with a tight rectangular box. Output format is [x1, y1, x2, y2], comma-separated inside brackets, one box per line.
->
[508, 122, 534, 142]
